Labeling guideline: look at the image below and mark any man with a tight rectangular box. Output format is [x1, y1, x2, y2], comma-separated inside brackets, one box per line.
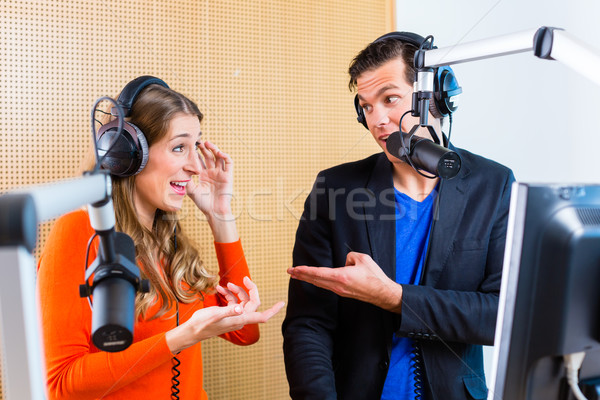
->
[282, 32, 515, 400]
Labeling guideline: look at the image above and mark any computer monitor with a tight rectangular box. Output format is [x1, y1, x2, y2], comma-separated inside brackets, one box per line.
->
[488, 182, 600, 400]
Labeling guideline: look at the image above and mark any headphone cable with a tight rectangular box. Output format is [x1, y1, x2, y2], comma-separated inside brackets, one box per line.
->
[410, 341, 424, 400]
[418, 35, 435, 51]
[82, 232, 98, 311]
[446, 113, 454, 146]
[171, 225, 181, 400]
[171, 301, 181, 400]
[89, 96, 125, 174]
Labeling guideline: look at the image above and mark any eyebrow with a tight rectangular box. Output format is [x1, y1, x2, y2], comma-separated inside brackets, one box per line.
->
[357, 84, 401, 102]
[169, 132, 202, 141]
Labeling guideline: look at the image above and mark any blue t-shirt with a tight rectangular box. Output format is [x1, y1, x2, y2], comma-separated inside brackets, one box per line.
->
[380, 188, 436, 400]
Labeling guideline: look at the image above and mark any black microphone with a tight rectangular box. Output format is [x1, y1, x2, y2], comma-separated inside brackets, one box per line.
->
[386, 130, 461, 179]
[79, 197, 149, 352]
[89, 231, 138, 352]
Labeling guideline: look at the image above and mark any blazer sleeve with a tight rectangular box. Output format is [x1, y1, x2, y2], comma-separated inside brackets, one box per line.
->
[398, 169, 515, 345]
[37, 211, 174, 400]
[203, 239, 260, 345]
[282, 172, 339, 400]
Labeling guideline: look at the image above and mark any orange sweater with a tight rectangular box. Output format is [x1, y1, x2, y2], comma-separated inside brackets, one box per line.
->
[37, 210, 259, 399]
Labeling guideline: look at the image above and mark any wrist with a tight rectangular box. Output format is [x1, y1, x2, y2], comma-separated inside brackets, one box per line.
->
[206, 213, 239, 243]
[204, 210, 235, 224]
[166, 325, 189, 354]
[384, 282, 403, 314]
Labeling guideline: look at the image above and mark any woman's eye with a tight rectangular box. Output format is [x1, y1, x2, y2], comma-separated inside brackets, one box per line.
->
[173, 145, 184, 152]
[362, 104, 372, 112]
[386, 96, 399, 104]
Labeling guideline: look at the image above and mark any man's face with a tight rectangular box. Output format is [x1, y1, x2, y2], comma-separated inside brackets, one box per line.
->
[356, 57, 431, 164]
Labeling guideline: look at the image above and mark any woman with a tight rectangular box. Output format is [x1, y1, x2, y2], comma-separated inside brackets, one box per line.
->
[37, 78, 284, 399]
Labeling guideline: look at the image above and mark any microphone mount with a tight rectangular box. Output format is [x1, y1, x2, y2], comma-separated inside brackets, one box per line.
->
[78, 172, 150, 352]
[411, 35, 442, 145]
[399, 26, 600, 182]
[395, 35, 450, 179]
[78, 186, 149, 303]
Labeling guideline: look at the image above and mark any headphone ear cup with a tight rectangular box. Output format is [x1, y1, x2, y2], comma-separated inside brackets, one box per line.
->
[96, 119, 148, 177]
[354, 95, 368, 130]
[428, 92, 444, 120]
[433, 66, 462, 117]
[129, 122, 149, 173]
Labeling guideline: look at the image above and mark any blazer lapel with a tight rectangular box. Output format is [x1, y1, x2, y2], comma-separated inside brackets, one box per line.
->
[364, 154, 397, 281]
[423, 158, 471, 286]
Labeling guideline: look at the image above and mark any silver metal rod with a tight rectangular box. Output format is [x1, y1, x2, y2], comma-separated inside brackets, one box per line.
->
[423, 29, 537, 68]
[13, 174, 109, 223]
[0, 247, 46, 399]
[551, 30, 600, 87]
[1, 173, 110, 399]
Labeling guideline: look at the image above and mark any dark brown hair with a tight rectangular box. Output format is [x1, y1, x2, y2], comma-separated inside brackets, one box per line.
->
[348, 36, 418, 92]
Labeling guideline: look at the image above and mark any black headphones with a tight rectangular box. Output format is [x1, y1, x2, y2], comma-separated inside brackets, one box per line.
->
[96, 76, 170, 177]
[354, 32, 462, 130]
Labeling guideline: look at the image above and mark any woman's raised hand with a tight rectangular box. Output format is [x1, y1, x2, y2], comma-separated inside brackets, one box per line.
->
[186, 140, 239, 242]
[186, 140, 234, 218]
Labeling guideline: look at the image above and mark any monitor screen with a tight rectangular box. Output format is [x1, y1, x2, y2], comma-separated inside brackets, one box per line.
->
[488, 183, 600, 400]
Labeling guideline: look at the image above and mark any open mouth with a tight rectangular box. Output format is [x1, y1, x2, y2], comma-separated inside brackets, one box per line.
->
[170, 181, 188, 195]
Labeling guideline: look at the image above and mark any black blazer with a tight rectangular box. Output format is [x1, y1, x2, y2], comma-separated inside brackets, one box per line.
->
[282, 150, 515, 400]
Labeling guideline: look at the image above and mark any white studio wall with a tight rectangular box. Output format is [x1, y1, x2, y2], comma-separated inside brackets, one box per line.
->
[396, 0, 600, 184]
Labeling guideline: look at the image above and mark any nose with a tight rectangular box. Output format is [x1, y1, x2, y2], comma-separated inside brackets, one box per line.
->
[185, 149, 203, 175]
[370, 105, 390, 128]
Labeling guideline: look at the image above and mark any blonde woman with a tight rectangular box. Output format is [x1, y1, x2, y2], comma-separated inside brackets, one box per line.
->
[37, 77, 284, 399]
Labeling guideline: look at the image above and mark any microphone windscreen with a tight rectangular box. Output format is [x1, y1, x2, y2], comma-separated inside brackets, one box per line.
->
[385, 131, 409, 161]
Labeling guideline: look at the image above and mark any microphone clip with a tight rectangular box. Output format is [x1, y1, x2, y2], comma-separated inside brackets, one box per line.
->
[411, 35, 439, 136]
[400, 124, 443, 156]
[79, 252, 150, 300]
[399, 125, 442, 180]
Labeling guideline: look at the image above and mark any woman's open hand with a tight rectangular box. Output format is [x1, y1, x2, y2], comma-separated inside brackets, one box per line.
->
[165, 277, 285, 354]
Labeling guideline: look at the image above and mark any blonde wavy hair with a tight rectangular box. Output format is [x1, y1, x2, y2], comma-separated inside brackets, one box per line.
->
[95, 84, 217, 319]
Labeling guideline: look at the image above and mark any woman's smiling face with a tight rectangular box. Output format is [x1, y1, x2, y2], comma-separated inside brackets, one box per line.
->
[133, 112, 203, 222]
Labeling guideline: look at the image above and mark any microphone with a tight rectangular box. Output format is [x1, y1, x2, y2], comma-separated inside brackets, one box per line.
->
[80, 197, 149, 352]
[89, 231, 137, 352]
[386, 130, 461, 179]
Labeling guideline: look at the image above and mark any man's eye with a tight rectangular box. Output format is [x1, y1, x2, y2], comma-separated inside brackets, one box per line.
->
[362, 104, 372, 112]
[386, 96, 399, 104]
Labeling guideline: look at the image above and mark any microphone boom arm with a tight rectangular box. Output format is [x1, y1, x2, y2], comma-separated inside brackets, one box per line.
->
[0, 170, 147, 398]
[403, 26, 600, 180]
[0, 172, 111, 400]
[419, 27, 600, 87]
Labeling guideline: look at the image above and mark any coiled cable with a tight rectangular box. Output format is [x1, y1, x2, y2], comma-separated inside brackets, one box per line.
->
[171, 300, 181, 400]
[171, 354, 181, 400]
[410, 341, 424, 400]
[171, 225, 181, 399]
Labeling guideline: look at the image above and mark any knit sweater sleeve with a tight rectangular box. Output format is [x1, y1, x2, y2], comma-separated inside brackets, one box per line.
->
[203, 240, 260, 345]
[37, 211, 174, 400]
